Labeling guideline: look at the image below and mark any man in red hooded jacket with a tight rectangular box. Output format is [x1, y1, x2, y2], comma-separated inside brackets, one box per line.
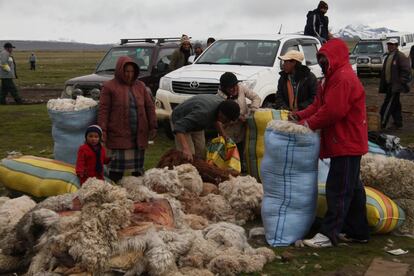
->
[291, 39, 369, 248]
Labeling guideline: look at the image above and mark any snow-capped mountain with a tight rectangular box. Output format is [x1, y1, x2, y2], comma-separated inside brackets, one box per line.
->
[335, 24, 397, 39]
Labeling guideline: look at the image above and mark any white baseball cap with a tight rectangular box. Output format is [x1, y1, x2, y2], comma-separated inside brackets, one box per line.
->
[386, 38, 399, 45]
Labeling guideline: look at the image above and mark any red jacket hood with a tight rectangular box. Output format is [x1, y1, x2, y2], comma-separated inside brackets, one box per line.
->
[318, 38, 350, 77]
[114, 56, 139, 84]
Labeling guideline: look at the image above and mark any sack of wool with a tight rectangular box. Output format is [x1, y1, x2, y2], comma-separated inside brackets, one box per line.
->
[361, 153, 414, 199]
[0, 156, 80, 198]
[261, 120, 320, 246]
[48, 100, 97, 164]
[245, 109, 289, 181]
[47, 96, 97, 111]
[218, 176, 263, 224]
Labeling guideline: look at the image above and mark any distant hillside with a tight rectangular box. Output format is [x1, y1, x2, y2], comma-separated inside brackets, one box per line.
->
[0, 40, 113, 51]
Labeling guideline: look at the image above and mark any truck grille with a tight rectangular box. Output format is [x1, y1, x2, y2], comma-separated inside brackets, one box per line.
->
[357, 58, 369, 64]
[172, 81, 219, 94]
[75, 84, 101, 96]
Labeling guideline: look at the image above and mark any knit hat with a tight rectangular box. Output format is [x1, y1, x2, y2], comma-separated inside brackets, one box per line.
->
[194, 42, 202, 49]
[220, 72, 240, 88]
[181, 34, 191, 45]
[85, 125, 103, 139]
[318, 1, 328, 9]
[278, 50, 305, 63]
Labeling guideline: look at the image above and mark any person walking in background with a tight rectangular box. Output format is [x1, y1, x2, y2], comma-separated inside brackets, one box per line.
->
[98, 56, 157, 183]
[207, 37, 216, 47]
[291, 39, 369, 248]
[217, 72, 260, 172]
[304, 1, 331, 43]
[273, 50, 317, 111]
[171, 94, 240, 161]
[76, 125, 110, 185]
[379, 38, 412, 130]
[170, 34, 193, 70]
[29, 52, 37, 70]
[0, 42, 22, 104]
[194, 42, 203, 60]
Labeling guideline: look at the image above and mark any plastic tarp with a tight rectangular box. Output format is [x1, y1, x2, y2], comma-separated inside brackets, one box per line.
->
[261, 125, 320, 246]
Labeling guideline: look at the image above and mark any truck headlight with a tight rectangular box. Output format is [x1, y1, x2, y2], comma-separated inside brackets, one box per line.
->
[349, 57, 357, 65]
[65, 85, 74, 97]
[159, 77, 172, 92]
[73, 88, 83, 98]
[370, 57, 382, 64]
[90, 88, 101, 100]
[242, 79, 257, 90]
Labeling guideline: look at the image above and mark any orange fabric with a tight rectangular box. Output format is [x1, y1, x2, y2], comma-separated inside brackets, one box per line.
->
[287, 79, 297, 111]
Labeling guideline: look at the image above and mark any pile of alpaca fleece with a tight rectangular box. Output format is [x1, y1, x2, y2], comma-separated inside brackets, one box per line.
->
[47, 95, 97, 111]
[361, 153, 414, 235]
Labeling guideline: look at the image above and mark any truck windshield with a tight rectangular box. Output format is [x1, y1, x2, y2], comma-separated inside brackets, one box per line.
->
[353, 42, 384, 54]
[96, 47, 153, 73]
[196, 40, 280, 67]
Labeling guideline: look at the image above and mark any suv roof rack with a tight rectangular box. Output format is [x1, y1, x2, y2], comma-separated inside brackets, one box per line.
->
[120, 37, 186, 45]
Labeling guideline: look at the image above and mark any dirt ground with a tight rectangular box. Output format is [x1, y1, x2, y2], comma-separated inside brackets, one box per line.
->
[7, 77, 414, 138]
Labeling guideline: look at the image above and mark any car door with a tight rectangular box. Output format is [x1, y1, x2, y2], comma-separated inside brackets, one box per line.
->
[298, 39, 322, 78]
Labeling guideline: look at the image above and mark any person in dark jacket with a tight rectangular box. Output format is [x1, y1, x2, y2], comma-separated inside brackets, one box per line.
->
[0, 42, 22, 104]
[171, 95, 240, 162]
[304, 1, 330, 43]
[273, 50, 317, 111]
[76, 125, 110, 185]
[379, 38, 412, 129]
[98, 56, 157, 182]
[170, 35, 193, 70]
[292, 39, 369, 248]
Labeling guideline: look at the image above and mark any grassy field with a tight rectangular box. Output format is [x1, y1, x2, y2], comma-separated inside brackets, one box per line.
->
[13, 50, 106, 88]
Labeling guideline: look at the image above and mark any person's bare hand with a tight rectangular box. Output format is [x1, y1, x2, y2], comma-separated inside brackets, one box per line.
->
[288, 112, 299, 122]
[182, 148, 193, 162]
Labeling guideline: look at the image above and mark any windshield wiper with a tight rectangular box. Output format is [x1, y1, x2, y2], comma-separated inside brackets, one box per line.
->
[96, 68, 115, 73]
[196, 61, 218, 64]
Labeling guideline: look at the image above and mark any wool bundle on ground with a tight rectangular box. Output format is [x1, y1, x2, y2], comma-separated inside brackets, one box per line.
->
[218, 175, 263, 224]
[157, 149, 239, 184]
[261, 120, 320, 246]
[175, 164, 203, 195]
[143, 167, 184, 197]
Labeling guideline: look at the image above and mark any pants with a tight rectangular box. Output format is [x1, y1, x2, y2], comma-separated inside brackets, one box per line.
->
[174, 130, 206, 159]
[320, 156, 369, 245]
[380, 88, 402, 128]
[30, 61, 36, 70]
[0, 78, 22, 104]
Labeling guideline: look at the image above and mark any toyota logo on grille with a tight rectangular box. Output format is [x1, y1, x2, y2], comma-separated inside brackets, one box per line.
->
[189, 81, 199, 89]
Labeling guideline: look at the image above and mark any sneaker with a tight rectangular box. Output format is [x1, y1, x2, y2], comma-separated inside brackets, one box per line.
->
[338, 233, 368, 244]
[303, 233, 332, 248]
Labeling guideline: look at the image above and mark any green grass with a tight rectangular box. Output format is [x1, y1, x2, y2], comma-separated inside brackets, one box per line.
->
[13, 51, 106, 88]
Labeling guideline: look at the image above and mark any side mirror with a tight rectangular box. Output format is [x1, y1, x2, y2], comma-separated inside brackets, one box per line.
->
[402, 42, 407, 47]
[188, 55, 196, 64]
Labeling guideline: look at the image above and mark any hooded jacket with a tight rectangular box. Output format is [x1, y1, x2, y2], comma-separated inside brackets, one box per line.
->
[295, 38, 368, 158]
[304, 9, 329, 41]
[76, 143, 110, 184]
[379, 49, 411, 94]
[98, 56, 157, 150]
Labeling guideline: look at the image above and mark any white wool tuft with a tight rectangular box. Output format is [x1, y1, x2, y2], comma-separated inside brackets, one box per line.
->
[143, 168, 184, 197]
[0, 197, 9, 208]
[267, 119, 313, 134]
[119, 176, 161, 202]
[199, 194, 235, 223]
[174, 164, 203, 195]
[47, 96, 97, 111]
[203, 222, 249, 251]
[219, 175, 263, 224]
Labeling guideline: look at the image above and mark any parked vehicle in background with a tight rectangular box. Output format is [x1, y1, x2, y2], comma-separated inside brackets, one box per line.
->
[349, 39, 387, 76]
[155, 34, 323, 121]
[387, 32, 414, 56]
[61, 38, 180, 99]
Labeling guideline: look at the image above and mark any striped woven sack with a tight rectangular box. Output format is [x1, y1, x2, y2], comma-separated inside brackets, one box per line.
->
[245, 109, 289, 181]
[317, 183, 405, 234]
[206, 136, 241, 173]
[0, 155, 80, 198]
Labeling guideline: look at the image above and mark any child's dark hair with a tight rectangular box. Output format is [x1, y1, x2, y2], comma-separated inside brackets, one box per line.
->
[217, 100, 240, 121]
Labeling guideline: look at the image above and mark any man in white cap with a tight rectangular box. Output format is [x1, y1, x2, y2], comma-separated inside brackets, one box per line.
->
[0, 42, 22, 104]
[379, 38, 411, 129]
[273, 50, 317, 111]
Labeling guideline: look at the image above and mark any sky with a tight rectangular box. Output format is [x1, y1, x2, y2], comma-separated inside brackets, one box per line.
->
[1, 0, 413, 44]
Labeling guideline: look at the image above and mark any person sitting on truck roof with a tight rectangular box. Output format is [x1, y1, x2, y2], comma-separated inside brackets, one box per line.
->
[170, 35, 193, 71]
[273, 50, 317, 112]
[304, 1, 331, 43]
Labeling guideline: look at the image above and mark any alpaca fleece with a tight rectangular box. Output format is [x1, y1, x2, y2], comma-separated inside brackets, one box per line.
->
[175, 164, 203, 195]
[219, 176, 263, 224]
[34, 193, 78, 212]
[119, 176, 161, 202]
[267, 119, 313, 134]
[143, 167, 184, 197]
[47, 96, 97, 111]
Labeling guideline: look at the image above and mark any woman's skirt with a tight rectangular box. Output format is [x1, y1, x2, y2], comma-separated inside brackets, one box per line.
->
[107, 148, 145, 174]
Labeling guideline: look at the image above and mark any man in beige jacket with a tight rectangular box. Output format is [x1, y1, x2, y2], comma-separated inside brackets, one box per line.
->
[217, 72, 261, 171]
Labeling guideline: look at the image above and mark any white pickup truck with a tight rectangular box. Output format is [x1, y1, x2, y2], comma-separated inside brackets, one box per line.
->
[155, 34, 323, 120]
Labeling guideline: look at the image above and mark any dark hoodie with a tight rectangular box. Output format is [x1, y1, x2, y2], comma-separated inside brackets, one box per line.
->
[304, 9, 329, 41]
[295, 39, 368, 158]
[98, 56, 157, 150]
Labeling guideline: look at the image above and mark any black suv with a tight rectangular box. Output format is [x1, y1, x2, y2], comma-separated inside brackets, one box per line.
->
[61, 38, 180, 99]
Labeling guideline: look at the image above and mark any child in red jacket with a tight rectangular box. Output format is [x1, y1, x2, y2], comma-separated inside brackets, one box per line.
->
[76, 125, 110, 185]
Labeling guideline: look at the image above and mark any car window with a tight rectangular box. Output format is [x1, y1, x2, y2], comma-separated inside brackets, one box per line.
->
[280, 40, 299, 55]
[96, 47, 154, 72]
[196, 40, 280, 67]
[156, 48, 176, 72]
[302, 44, 318, 65]
[353, 42, 384, 54]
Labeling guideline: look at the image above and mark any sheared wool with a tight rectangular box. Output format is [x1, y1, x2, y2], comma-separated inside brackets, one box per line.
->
[47, 96, 97, 112]
[0, 196, 9, 208]
[174, 164, 203, 195]
[219, 176, 263, 224]
[119, 176, 161, 202]
[183, 214, 209, 230]
[145, 231, 177, 276]
[34, 193, 77, 212]
[0, 253, 21, 274]
[179, 230, 218, 268]
[361, 153, 414, 199]
[0, 195, 36, 246]
[171, 267, 214, 276]
[143, 168, 184, 197]
[199, 194, 235, 223]
[267, 119, 313, 134]
[201, 182, 218, 196]
[203, 222, 249, 251]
